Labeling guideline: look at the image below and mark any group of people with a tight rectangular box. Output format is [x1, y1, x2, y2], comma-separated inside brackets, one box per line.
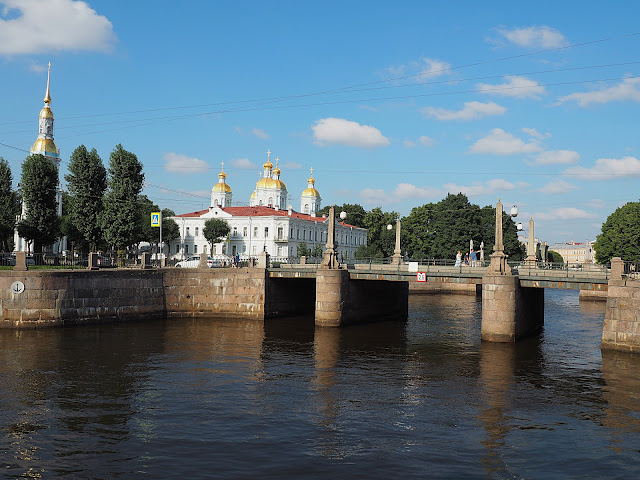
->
[454, 249, 481, 267]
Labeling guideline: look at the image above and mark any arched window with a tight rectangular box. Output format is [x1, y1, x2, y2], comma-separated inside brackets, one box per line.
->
[304, 204, 309, 214]
[268, 197, 273, 206]
[259, 200, 263, 206]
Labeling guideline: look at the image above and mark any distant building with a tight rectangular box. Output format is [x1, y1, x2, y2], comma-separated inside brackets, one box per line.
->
[14, 62, 66, 253]
[169, 153, 367, 260]
[548, 240, 595, 264]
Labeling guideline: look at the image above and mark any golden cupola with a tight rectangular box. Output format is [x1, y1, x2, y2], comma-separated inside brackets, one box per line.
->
[300, 167, 321, 214]
[211, 162, 233, 208]
[301, 168, 320, 197]
[31, 61, 59, 159]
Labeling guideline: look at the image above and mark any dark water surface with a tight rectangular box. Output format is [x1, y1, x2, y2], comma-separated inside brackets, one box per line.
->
[1, 290, 639, 479]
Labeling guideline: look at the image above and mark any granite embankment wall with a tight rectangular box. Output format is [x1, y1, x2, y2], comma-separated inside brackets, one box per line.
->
[0, 268, 317, 328]
[602, 278, 640, 352]
[0, 270, 165, 328]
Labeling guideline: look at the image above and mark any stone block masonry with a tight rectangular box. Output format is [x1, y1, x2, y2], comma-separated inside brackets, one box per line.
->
[602, 279, 640, 352]
[481, 274, 544, 342]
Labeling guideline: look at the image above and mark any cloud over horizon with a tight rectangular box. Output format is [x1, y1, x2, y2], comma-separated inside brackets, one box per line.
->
[564, 156, 640, 179]
[477, 75, 546, 99]
[312, 117, 390, 148]
[163, 153, 209, 174]
[497, 25, 568, 49]
[0, 0, 116, 55]
[556, 77, 640, 107]
[422, 101, 506, 121]
[470, 128, 542, 155]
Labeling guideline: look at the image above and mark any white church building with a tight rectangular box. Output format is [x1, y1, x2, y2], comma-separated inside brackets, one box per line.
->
[169, 153, 367, 260]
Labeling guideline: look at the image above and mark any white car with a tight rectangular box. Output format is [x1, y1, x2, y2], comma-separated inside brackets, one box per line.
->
[175, 256, 215, 268]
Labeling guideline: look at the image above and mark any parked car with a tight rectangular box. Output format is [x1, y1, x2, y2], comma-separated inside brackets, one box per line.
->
[175, 256, 215, 268]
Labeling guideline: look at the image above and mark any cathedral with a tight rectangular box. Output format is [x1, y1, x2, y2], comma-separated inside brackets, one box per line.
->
[14, 63, 66, 253]
[170, 152, 367, 260]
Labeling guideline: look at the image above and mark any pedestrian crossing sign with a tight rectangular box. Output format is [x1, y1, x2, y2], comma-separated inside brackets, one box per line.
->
[151, 212, 161, 227]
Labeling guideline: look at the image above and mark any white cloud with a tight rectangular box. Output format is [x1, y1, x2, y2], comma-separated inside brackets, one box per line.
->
[534, 150, 580, 165]
[535, 208, 596, 221]
[251, 128, 270, 140]
[443, 178, 516, 197]
[312, 117, 390, 148]
[360, 188, 392, 205]
[163, 153, 209, 174]
[477, 75, 546, 99]
[422, 101, 506, 121]
[556, 77, 640, 107]
[497, 25, 568, 49]
[470, 128, 542, 155]
[392, 183, 443, 200]
[539, 179, 577, 194]
[0, 0, 116, 55]
[404, 136, 435, 148]
[231, 158, 257, 169]
[522, 127, 549, 139]
[419, 136, 435, 147]
[281, 161, 302, 170]
[564, 156, 640, 180]
[387, 57, 452, 82]
[28, 62, 46, 73]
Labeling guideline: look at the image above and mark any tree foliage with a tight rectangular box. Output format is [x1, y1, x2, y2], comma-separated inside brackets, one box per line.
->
[101, 144, 144, 250]
[0, 157, 19, 252]
[401, 193, 524, 261]
[297, 243, 310, 257]
[317, 203, 367, 228]
[594, 201, 640, 264]
[203, 218, 230, 254]
[17, 154, 60, 253]
[64, 145, 107, 251]
[60, 191, 87, 252]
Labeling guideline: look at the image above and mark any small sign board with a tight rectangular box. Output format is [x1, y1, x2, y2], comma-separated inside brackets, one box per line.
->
[407, 261, 419, 273]
[416, 272, 427, 282]
[10, 281, 25, 294]
[151, 212, 161, 227]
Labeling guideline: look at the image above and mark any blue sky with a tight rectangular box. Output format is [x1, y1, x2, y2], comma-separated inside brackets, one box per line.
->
[1, 0, 639, 244]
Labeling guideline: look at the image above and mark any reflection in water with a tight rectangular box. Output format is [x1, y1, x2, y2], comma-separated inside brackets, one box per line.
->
[478, 342, 516, 477]
[601, 350, 640, 449]
[1, 290, 640, 478]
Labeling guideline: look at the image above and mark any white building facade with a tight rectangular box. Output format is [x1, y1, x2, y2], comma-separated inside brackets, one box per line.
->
[548, 240, 595, 264]
[169, 155, 366, 261]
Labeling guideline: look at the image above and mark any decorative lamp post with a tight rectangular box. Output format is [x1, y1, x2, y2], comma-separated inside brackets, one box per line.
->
[487, 198, 512, 275]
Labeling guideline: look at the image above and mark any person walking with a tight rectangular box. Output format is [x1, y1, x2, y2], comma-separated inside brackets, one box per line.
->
[464, 252, 470, 266]
[470, 248, 477, 267]
[455, 251, 462, 267]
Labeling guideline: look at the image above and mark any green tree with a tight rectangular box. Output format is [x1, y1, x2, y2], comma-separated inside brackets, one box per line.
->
[101, 144, 144, 251]
[594, 201, 640, 264]
[311, 244, 324, 258]
[60, 191, 87, 253]
[548, 250, 564, 264]
[0, 158, 19, 252]
[203, 218, 230, 255]
[64, 145, 107, 252]
[317, 203, 367, 228]
[297, 243, 310, 257]
[17, 154, 60, 253]
[162, 209, 180, 257]
[354, 207, 398, 259]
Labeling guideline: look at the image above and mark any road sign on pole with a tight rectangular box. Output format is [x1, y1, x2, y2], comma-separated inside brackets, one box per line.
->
[151, 212, 162, 262]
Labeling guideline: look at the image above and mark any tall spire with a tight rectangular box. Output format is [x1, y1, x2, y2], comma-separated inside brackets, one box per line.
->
[44, 61, 51, 104]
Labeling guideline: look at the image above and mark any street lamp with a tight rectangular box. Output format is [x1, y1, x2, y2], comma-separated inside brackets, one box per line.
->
[386, 224, 393, 230]
[510, 205, 519, 217]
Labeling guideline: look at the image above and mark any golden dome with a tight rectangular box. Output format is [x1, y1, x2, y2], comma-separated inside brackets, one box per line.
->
[212, 182, 232, 193]
[39, 107, 54, 119]
[273, 167, 281, 175]
[218, 171, 227, 179]
[31, 138, 58, 155]
[263, 160, 273, 169]
[256, 177, 287, 190]
[301, 187, 320, 197]
[250, 191, 256, 199]
[307, 176, 315, 184]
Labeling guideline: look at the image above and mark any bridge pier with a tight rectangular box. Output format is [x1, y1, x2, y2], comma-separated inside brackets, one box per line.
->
[602, 257, 640, 352]
[481, 275, 544, 342]
[315, 268, 408, 327]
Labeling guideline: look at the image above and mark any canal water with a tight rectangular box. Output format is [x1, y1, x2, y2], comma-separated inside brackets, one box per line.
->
[1, 290, 639, 479]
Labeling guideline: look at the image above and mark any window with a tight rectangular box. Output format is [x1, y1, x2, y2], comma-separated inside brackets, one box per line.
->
[186, 227, 190, 236]
[242, 245, 246, 253]
[254, 226, 258, 237]
[175, 244, 180, 253]
[303, 230, 306, 240]
[296, 228, 299, 240]
[243, 227, 247, 237]
[264, 227, 269, 238]
[252, 245, 256, 254]
[195, 227, 199, 237]
[185, 245, 189, 254]
[304, 204, 309, 214]
[233, 227, 237, 237]
[277, 227, 283, 239]
[259, 200, 263, 206]
[194, 244, 198, 254]
[268, 197, 273, 206]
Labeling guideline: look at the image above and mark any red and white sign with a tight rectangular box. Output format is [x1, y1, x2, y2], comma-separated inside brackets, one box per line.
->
[416, 272, 427, 282]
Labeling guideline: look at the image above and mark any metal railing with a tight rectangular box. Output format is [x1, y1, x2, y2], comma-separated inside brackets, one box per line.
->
[623, 261, 640, 280]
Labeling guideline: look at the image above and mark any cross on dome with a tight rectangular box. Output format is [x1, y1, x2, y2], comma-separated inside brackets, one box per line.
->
[266, 149, 271, 161]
